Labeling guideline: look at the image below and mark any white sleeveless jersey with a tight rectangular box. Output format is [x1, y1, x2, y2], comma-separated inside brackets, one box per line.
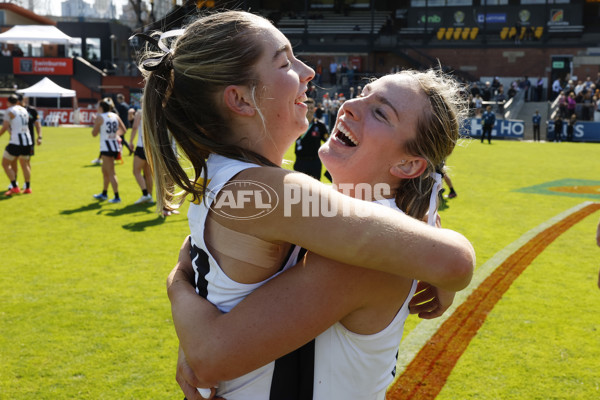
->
[98, 112, 120, 152]
[188, 154, 305, 400]
[313, 198, 418, 400]
[7, 105, 32, 146]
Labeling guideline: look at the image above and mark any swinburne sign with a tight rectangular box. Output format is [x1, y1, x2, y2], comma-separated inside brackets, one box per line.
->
[13, 58, 73, 75]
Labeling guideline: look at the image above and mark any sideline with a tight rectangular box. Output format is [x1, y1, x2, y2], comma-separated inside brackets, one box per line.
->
[388, 201, 600, 399]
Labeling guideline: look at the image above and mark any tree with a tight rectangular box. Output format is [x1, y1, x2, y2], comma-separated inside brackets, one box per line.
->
[126, 0, 155, 30]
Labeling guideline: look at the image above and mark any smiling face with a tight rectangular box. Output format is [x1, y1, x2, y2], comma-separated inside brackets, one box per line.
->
[252, 23, 315, 158]
[318, 74, 429, 197]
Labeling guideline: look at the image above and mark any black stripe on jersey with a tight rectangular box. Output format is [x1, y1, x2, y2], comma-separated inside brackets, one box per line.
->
[190, 241, 210, 299]
[270, 339, 315, 400]
[105, 140, 116, 152]
[392, 349, 399, 377]
[18, 133, 31, 146]
[270, 246, 313, 399]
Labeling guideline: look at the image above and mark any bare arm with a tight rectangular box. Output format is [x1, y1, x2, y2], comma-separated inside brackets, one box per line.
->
[0, 112, 13, 137]
[34, 120, 42, 144]
[215, 167, 475, 291]
[129, 110, 141, 148]
[115, 114, 127, 137]
[91, 114, 103, 137]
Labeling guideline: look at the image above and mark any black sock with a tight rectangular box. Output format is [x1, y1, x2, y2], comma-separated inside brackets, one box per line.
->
[102, 190, 108, 196]
[25, 182, 30, 189]
[114, 192, 120, 199]
[11, 180, 17, 188]
[142, 189, 148, 196]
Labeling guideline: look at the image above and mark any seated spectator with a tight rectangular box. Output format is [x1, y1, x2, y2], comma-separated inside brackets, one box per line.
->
[525, 26, 534, 40]
[582, 90, 593, 121]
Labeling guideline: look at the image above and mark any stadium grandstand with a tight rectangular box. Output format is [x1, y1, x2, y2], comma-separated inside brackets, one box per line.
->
[253, 0, 600, 141]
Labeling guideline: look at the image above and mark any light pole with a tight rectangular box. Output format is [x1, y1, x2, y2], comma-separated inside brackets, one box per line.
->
[110, 34, 116, 73]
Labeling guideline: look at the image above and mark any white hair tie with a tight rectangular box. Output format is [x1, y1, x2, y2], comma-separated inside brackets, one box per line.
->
[157, 29, 185, 53]
[427, 172, 442, 226]
[130, 28, 185, 71]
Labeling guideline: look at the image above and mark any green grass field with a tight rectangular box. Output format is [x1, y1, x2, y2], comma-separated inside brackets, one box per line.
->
[1, 127, 599, 399]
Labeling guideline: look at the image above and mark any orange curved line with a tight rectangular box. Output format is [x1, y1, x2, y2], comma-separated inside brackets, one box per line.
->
[388, 203, 600, 400]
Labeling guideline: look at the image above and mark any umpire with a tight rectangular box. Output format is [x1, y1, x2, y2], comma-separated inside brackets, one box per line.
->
[294, 98, 329, 181]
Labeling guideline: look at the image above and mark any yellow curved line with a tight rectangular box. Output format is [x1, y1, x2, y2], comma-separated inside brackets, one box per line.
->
[388, 202, 600, 399]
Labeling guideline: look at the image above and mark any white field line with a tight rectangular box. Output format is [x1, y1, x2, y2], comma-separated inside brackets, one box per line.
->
[395, 201, 596, 375]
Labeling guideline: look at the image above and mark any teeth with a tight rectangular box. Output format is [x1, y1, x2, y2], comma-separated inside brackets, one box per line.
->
[296, 94, 308, 104]
[337, 123, 359, 145]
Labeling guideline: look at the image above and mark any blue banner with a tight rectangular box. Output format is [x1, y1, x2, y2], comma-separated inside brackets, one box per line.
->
[463, 118, 524, 139]
[476, 13, 507, 24]
[547, 121, 600, 142]
[463, 118, 600, 142]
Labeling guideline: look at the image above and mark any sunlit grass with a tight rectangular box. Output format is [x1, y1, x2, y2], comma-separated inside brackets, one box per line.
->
[1, 128, 599, 399]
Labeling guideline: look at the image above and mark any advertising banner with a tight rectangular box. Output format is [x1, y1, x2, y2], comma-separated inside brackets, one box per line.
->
[546, 121, 600, 142]
[38, 108, 96, 125]
[463, 118, 525, 139]
[13, 58, 73, 75]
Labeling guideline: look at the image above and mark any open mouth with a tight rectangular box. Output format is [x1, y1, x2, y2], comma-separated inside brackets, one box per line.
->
[334, 123, 359, 147]
[295, 91, 308, 105]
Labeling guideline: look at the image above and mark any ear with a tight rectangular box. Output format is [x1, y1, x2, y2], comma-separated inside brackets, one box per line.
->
[223, 85, 256, 117]
[389, 157, 427, 180]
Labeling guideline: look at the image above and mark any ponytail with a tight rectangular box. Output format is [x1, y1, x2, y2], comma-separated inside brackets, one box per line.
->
[392, 69, 468, 221]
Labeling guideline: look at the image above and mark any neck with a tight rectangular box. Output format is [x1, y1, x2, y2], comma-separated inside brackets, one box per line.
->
[237, 130, 287, 167]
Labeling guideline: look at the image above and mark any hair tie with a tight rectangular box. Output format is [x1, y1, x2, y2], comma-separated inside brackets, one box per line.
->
[130, 29, 185, 71]
[427, 171, 442, 226]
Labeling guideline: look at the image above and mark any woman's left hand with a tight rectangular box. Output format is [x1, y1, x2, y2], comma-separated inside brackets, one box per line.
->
[176, 346, 221, 399]
[408, 281, 455, 319]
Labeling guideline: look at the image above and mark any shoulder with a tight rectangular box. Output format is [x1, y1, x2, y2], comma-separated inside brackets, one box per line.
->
[209, 165, 328, 228]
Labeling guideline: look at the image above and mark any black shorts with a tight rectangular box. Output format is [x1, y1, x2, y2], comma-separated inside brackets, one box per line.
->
[5, 143, 33, 157]
[134, 146, 147, 161]
[100, 150, 119, 159]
